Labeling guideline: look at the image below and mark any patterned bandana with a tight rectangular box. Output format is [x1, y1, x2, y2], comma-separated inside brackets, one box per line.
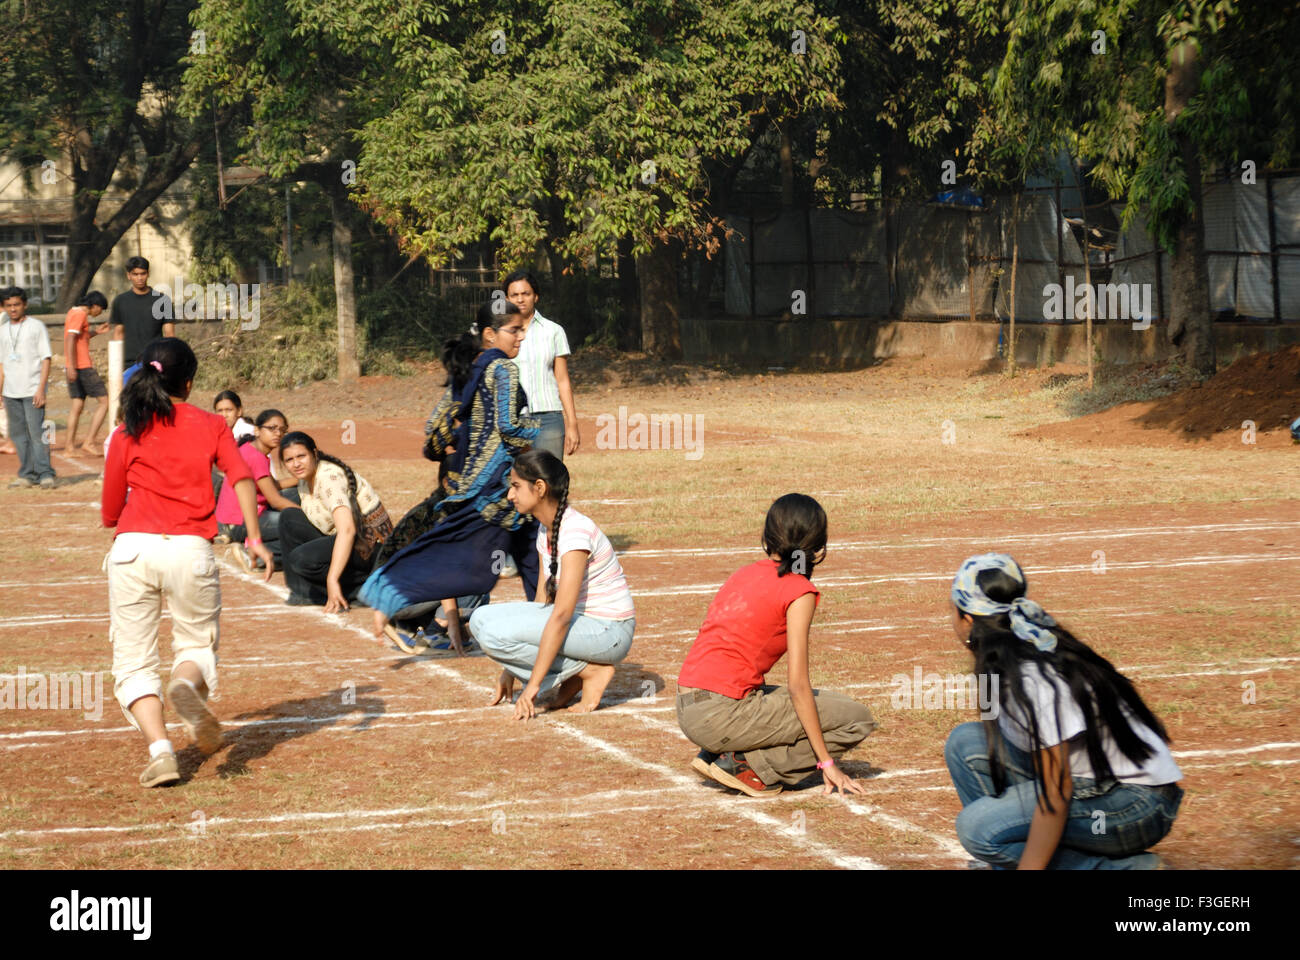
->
[951, 553, 1059, 652]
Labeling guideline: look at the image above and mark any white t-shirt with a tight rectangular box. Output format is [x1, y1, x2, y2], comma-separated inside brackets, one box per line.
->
[535, 506, 634, 621]
[999, 662, 1182, 786]
[513, 311, 570, 414]
[1, 317, 52, 399]
[233, 418, 256, 442]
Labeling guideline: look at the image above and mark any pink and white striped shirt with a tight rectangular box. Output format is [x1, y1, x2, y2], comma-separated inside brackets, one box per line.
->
[536, 506, 634, 621]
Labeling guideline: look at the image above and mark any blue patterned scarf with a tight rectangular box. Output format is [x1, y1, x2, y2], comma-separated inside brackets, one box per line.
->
[951, 553, 1059, 652]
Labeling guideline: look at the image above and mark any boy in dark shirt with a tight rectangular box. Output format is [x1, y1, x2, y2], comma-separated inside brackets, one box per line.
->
[110, 256, 175, 371]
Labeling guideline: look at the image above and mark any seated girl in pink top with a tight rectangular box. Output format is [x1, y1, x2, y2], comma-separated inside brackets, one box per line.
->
[470, 450, 636, 718]
[215, 408, 296, 569]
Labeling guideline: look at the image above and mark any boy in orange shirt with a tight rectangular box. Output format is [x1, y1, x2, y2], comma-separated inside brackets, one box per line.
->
[62, 291, 110, 454]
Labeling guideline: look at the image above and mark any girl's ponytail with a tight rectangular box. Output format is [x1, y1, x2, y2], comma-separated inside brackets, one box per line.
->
[123, 338, 197, 439]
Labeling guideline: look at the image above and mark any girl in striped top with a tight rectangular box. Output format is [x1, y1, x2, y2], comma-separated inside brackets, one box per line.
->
[470, 450, 635, 718]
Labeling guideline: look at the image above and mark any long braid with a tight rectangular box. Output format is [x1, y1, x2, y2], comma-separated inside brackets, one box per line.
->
[546, 492, 569, 605]
[316, 450, 364, 532]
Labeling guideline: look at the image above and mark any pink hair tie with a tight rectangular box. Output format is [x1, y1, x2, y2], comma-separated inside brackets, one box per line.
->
[149, 360, 163, 372]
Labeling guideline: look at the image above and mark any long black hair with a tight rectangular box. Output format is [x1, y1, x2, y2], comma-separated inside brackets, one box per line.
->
[239, 408, 287, 447]
[965, 564, 1172, 811]
[512, 449, 569, 605]
[122, 338, 198, 439]
[441, 300, 522, 392]
[280, 431, 364, 533]
[761, 493, 827, 577]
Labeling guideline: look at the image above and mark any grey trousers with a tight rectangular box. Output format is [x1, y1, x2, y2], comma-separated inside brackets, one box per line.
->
[677, 685, 877, 786]
[4, 395, 53, 482]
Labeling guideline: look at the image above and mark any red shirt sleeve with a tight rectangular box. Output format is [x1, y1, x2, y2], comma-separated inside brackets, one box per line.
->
[214, 423, 253, 486]
[101, 426, 128, 528]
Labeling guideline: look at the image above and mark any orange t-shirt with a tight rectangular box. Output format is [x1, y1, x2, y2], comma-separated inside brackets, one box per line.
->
[677, 559, 821, 698]
[63, 307, 92, 370]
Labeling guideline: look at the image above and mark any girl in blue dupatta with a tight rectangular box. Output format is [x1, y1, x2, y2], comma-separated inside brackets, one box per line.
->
[362, 301, 539, 653]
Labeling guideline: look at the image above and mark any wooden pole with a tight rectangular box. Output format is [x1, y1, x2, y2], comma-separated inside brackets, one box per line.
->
[1082, 207, 1094, 389]
[107, 339, 123, 428]
[1009, 193, 1020, 375]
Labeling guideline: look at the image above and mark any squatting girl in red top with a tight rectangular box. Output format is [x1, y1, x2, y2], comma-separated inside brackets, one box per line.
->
[676, 494, 876, 798]
[102, 338, 273, 788]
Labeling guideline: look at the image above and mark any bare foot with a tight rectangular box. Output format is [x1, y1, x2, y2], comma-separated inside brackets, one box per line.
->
[371, 610, 387, 639]
[546, 675, 583, 711]
[79, 444, 102, 458]
[566, 663, 616, 714]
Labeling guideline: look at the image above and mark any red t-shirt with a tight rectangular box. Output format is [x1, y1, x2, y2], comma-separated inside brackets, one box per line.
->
[102, 403, 253, 538]
[677, 559, 821, 699]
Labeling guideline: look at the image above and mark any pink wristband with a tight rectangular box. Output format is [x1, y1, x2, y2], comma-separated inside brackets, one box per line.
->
[817, 758, 835, 770]
[246, 537, 263, 547]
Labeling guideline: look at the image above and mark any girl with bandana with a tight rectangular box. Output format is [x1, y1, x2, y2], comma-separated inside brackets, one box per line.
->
[945, 554, 1184, 869]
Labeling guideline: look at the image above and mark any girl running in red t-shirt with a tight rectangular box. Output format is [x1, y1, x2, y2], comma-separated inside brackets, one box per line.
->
[102, 338, 274, 788]
[676, 494, 876, 798]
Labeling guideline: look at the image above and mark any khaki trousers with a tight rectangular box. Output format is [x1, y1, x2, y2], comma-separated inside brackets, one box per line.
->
[677, 685, 877, 786]
[105, 533, 221, 729]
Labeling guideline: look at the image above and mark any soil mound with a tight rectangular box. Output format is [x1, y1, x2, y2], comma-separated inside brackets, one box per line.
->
[1025, 345, 1300, 448]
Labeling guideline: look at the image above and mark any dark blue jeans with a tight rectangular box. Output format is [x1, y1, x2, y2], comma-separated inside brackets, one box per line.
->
[944, 721, 1182, 869]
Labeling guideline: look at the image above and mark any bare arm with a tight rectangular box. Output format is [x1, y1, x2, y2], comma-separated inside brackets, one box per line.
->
[63, 331, 79, 380]
[1017, 743, 1072, 869]
[786, 593, 866, 795]
[161, 322, 175, 338]
[515, 550, 586, 719]
[257, 474, 295, 511]
[324, 504, 356, 613]
[233, 478, 273, 578]
[553, 354, 580, 455]
[33, 357, 50, 408]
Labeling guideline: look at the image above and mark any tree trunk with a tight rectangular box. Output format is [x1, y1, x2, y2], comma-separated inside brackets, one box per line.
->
[779, 127, 795, 209]
[616, 237, 640, 350]
[1164, 38, 1215, 377]
[331, 193, 361, 381]
[636, 241, 681, 360]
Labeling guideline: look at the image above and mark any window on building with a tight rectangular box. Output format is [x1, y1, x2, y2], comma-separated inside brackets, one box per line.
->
[0, 224, 69, 304]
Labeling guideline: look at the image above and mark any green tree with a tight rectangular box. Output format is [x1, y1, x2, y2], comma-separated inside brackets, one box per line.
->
[287, 0, 842, 359]
[182, 0, 381, 379]
[0, 0, 224, 311]
[969, 0, 1297, 376]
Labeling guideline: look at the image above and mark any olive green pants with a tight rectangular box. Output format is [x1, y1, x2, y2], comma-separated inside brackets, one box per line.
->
[677, 685, 877, 786]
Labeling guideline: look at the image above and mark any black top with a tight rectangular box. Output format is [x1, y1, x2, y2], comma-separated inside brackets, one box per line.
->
[110, 288, 174, 364]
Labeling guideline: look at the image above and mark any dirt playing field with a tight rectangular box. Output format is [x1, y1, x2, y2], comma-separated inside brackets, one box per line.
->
[1, 350, 1296, 869]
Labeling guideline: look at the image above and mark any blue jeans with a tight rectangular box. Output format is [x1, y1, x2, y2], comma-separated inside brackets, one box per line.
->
[531, 411, 565, 460]
[469, 601, 634, 691]
[3, 395, 54, 482]
[944, 721, 1182, 870]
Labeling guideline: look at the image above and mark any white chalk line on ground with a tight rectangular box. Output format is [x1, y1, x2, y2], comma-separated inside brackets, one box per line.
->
[632, 552, 1300, 598]
[617, 519, 1300, 560]
[209, 560, 896, 869]
[841, 656, 1300, 691]
[547, 719, 888, 870]
[0, 788, 702, 842]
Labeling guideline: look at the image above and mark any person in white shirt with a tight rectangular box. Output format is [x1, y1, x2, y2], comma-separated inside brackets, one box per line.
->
[471, 449, 635, 718]
[944, 553, 1184, 870]
[0, 286, 55, 488]
[503, 270, 580, 459]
